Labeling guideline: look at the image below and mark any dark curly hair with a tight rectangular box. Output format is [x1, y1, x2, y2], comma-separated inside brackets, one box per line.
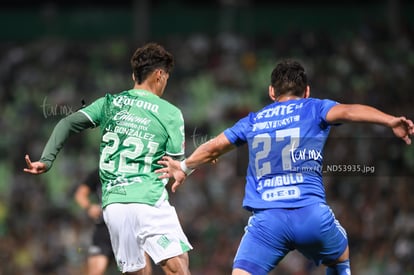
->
[130, 42, 174, 84]
[270, 59, 308, 97]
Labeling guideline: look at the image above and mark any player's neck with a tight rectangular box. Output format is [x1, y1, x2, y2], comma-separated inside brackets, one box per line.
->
[133, 83, 160, 97]
[276, 95, 302, 102]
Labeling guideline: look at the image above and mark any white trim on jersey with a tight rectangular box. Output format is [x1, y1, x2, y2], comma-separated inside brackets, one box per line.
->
[79, 110, 97, 127]
[165, 152, 185, 158]
[154, 189, 168, 208]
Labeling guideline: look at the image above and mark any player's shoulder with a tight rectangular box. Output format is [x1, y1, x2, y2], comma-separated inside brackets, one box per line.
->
[159, 97, 181, 113]
[303, 97, 323, 103]
[106, 90, 128, 100]
[91, 91, 121, 104]
[146, 92, 182, 115]
[303, 97, 338, 107]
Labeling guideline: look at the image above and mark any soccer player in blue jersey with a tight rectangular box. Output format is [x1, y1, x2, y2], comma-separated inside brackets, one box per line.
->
[156, 60, 414, 275]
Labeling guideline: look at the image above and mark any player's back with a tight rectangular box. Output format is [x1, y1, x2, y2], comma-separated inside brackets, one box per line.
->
[239, 97, 338, 210]
[83, 89, 185, 207]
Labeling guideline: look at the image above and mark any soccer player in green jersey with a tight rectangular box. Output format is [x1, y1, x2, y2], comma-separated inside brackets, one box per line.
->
[24, 43, 192, 275]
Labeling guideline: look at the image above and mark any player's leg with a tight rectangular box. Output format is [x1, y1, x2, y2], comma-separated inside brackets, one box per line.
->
[326, 260, 351, 275]
[143, 252, 153, 275]
[87, 223, 113, 275]
[321, 212, 351, 275]
[140, 200, 192, 275]
[87, 254, 109, 275]
[325, 246, 350, 275]
[232, 210, 291, 275]
[103, 203, 149, 274]
[98, 222, 152, 274]
[293, 203, 351, 275]
[232, 268, 252, 275]
[158, 253, 190, 275]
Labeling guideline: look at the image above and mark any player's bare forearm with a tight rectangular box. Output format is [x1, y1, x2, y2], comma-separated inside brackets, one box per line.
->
[326, 104, 414, 144]
[185, 133, 235, 169]
[156, 133, 235, 192]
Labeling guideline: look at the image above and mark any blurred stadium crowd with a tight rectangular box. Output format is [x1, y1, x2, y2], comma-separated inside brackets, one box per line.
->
[1, 16, 414, 275]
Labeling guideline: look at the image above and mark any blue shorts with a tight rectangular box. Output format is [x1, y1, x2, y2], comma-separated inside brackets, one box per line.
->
[233, 203, 348, 274]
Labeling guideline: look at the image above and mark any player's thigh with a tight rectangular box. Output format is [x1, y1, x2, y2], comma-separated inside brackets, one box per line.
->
[103, 203, 146, 273]
[87, 255, 109, 275]
[140, 200, 192, 265]
[233, 210, 291, 274]
[293, 203, 348, 265]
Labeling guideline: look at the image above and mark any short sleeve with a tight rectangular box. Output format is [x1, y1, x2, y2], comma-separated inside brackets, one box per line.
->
[224, 116, 251, 146]
[319, 99, 338, 122]
[165, 110, 185, 156]
[79, 97, 106, 127]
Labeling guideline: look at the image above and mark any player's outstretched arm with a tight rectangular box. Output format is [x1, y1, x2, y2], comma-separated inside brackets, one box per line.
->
[326, 104, 414, 144]
[185, 132, 235, 167]
[23, 154, 47, 174]
[157, 132, 236, 192]
[24, 112, 94, 174]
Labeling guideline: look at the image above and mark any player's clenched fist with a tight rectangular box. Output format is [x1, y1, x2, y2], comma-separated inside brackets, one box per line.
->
[390, 116, 414, 145]
[23, 154, 47, 174]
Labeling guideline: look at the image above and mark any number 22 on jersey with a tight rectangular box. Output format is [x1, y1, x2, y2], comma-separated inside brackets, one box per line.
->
[99, 132, 159, 174]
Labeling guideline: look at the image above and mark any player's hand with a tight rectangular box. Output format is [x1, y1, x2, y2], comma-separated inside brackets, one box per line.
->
[87, 204, 103, 221]
[156, 156, 187, 193]
[23, 154, 47, 174]
[390, 117, 414, 145]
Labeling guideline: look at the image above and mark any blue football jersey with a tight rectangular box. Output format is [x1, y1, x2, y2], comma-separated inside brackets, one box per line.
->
[224, 98, 338, 210]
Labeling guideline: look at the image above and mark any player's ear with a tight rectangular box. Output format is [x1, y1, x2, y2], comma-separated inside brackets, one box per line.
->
[154, 69, 164, 83]
[269, 85, 277, 101]
[304, 85, 310, 98]
[132, 73, 136, 82]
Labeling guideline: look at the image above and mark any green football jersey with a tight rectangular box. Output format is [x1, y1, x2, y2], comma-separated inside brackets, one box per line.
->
[80, 89, 185, 208]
